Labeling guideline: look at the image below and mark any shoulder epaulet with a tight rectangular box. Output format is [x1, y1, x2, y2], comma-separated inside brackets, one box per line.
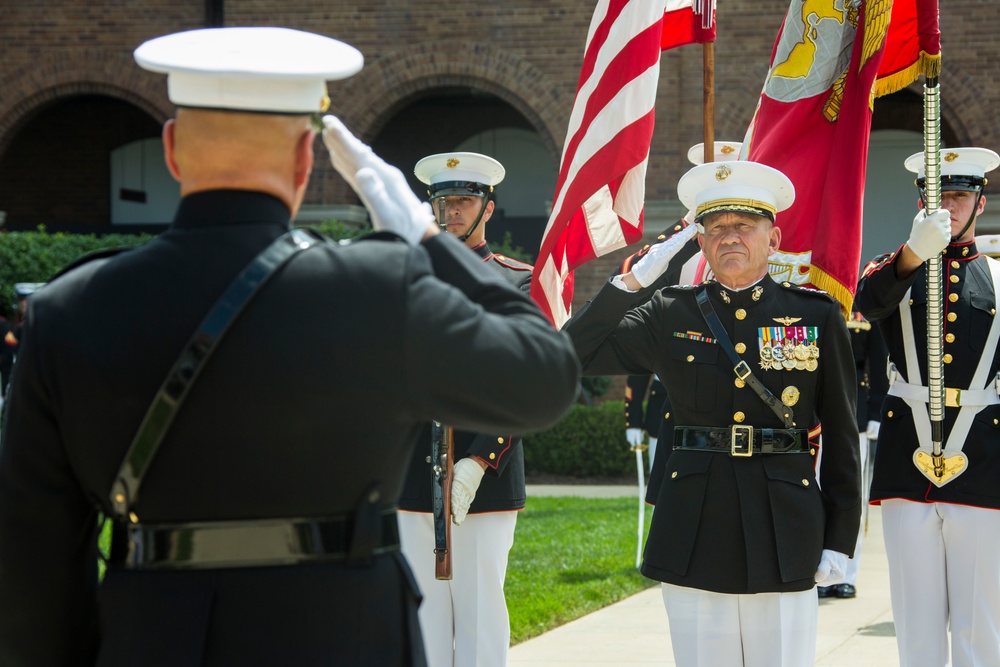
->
[860, 252, 897, 278]
[660, 283, 702, 293]
[491, 254, 533, 272]
[49, 246, 136, 281]
[777, 280, 836, 302]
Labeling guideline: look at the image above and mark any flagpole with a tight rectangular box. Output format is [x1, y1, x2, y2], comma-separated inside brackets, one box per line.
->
[922, 75, 946, 476]
[703, 40, 715, 163]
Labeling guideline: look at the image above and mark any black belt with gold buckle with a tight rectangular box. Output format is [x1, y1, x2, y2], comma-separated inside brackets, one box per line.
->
[111, 510, 399, 570]
[673, 425, 809, 457]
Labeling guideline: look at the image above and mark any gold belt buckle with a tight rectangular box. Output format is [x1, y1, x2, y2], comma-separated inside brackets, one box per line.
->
[945, 387, 960, 408]
[731, 424, 754, 457]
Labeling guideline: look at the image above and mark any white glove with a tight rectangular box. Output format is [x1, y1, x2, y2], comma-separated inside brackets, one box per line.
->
[451, 457, 486, 526]
[814, 549, 849, 586]
[630, 224, 699, 288]
[321, 115, 436, 245]
[905, 208, 951, 262]
[626, 428, 644, 448]
[866, 420, 880, 440]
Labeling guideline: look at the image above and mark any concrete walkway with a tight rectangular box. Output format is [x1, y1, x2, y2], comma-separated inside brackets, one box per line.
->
[511, 485, 898, 666]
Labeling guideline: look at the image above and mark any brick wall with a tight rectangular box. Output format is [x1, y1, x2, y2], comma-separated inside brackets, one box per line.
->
[0, 0, 998, 332]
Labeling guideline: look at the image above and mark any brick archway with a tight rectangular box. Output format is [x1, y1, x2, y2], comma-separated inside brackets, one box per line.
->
[333, 42, 569, 166]
[0, 49, 169, 157]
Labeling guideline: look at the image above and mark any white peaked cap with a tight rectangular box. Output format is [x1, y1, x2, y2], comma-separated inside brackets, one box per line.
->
[678, 161, 795, 221]
[687, 141, 743, 165]
[904, 147, 1000, 180]
[134, 27, 364, 114]
[414, 152, 505, 192]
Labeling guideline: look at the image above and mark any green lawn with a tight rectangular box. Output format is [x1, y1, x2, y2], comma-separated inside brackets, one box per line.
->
[506, 494, 656, 645]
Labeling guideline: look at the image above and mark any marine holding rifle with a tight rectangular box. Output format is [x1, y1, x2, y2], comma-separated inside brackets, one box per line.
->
[397, 152, 532, 667]
[564, 159, 861, 667]
[0, 27, 580, 666]
[855, 147, 1000, 667]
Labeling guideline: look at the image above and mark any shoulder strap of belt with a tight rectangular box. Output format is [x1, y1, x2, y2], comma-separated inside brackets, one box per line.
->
[695, 287, 794, 428]
[109, 227, 326, 521]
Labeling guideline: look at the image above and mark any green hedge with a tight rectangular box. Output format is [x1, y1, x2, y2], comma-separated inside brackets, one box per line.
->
[0, 221, 363, 317]
[523, 400, 634, 478]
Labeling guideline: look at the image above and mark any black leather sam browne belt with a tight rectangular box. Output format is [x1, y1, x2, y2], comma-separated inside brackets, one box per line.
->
[107, 229, 399, 570]
[673, 425, 809, 457]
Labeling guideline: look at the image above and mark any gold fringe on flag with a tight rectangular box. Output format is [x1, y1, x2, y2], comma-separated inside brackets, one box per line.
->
[873, 51, 941, 98]
[807, 264, 856, 320]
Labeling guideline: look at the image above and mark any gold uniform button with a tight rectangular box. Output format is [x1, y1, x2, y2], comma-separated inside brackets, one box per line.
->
[687, 355, 695, 362]
[943, 354, 953, 364]
[951, 260, 960, 269]
[497, 437, 505, 444]
[948, 312, 958, 322]
[664, 412, 670, 420]
[671, 471, 678, 479]
[735, 378, 745, 389]
[909, 299, 914, 306]
[887, 410, 894, 418]
[735, 308, 747, 320]
[809, 448, 816, 456]
[949, 293, 959, 303]
[993, 309, 997, 316]
[802, 479, 810, 487]
[734, 411, 746, 423]
[950, 275, 960, 284]
[489, 452, 496, 460]
[945, 333, 956, 343]
[995, 419, 999, 426]
[735, 342, 747, 354]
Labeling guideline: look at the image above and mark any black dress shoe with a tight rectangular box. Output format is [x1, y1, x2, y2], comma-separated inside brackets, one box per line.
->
[817, 585, 834, 598]
[833, 583, 857, 598]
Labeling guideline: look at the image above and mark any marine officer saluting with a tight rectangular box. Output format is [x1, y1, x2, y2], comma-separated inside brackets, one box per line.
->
[855, 147, 1000, 667]
[565, 160, 861, 667]
[0, 27, 580, 666]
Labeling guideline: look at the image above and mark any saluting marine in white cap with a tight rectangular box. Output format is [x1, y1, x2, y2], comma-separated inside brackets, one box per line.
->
[414, 152, 505, 244]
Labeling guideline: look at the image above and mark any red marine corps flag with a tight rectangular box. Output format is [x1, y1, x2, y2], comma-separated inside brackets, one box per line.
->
[531, 0, 715, 328]
[874, 0, 940, 96]
[742, 0, 895, 315]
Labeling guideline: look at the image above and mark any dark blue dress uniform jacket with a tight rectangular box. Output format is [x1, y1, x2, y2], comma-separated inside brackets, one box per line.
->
[565, 274, 861, 594]
[399, 241, 533, 513]
[855, 240, 1000, 509]
[0, 191, 580, 667]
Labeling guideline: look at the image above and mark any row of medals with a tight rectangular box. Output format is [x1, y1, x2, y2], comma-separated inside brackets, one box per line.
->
[759, 340, 819, 371]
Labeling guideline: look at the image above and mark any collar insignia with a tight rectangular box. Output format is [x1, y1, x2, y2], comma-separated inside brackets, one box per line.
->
[751, 285, 764, 302]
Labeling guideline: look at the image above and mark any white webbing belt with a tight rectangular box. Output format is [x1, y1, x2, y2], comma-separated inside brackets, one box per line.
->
[892, 255, 1000, 453]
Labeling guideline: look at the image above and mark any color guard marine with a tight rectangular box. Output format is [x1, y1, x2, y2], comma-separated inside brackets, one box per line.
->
[565, 159, 860, 667]
[397, 152, 532, 667]
[855, 146, 1000, 667]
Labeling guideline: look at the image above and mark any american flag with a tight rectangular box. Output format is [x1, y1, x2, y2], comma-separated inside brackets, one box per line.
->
[530, 0, 715, 328]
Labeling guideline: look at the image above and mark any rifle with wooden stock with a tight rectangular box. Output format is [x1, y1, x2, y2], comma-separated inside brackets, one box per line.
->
[431, 420, 453, 579]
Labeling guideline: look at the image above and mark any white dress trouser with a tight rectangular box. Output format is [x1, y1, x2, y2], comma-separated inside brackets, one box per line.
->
[882, 499, 1000, 667]
[661, 583, 818, 667]
[399, 510, 517, 667]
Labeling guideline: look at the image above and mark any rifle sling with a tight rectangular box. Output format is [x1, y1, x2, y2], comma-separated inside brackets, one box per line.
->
[109, 228, 325, 521]
[695, 287, 794, 428]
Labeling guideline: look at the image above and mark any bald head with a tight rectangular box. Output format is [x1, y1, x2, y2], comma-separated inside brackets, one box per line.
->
[163, 108, 315, 214]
